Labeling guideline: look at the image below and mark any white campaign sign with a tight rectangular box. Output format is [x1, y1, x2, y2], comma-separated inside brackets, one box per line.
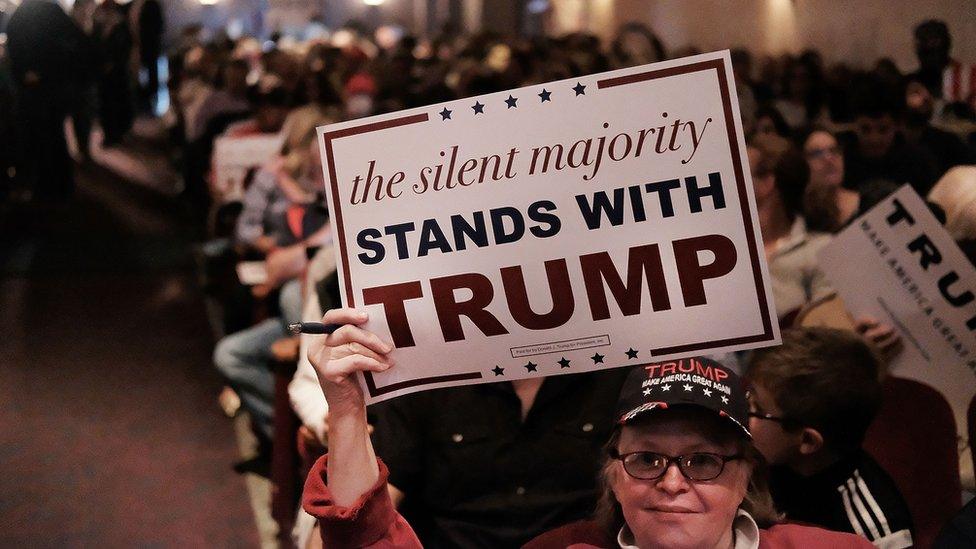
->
[212, 134, 285, 202]
[318, 51, 779, 403]
[819, 185, 976, 443]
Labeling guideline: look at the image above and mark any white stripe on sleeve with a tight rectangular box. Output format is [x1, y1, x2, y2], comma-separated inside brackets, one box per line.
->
[839, 483, 868, 538]
[854, 470, 892, 536]
[846, 477, 882, 540]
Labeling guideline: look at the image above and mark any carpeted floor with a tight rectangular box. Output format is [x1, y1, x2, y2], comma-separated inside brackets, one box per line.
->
[0, 124, 260, 547]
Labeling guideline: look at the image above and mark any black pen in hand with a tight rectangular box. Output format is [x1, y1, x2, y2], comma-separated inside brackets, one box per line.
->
[287, 322, 343, 335]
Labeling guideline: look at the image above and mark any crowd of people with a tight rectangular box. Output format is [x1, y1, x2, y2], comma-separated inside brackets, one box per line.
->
[4, 1, 976, 547]
[184, 17, 973, 549]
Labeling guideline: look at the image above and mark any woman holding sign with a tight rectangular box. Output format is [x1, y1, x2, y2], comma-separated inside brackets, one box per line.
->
[302, 308, 874, 548]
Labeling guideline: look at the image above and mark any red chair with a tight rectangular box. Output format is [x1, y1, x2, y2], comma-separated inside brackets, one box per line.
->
[864, 376, 961, 548]
[969, 395, 976, 475]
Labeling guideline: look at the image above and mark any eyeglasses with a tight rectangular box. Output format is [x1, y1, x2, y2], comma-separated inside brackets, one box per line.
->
[747, 397, 800, 428]
[805, 145, 841, 161]
[608, 450, 743, 481]
[747, 411, 794, 424]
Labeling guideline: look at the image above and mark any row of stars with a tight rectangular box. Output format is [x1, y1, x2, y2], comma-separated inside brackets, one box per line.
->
[439, 82, 588, 120]
[642, 384, 731, 404]
[490, 345, 639, 376]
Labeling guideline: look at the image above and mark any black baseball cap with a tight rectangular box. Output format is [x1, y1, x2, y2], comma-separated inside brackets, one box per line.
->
[615, 356, 751, 438]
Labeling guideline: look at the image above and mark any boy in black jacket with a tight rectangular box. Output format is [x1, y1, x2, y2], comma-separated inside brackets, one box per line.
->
[746, 328, 914, 549]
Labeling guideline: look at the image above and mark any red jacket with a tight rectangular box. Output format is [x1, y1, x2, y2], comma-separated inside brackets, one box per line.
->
[303, 455, 876, 549]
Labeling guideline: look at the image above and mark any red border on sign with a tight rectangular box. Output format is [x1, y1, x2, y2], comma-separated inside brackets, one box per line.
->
[323, 57, 774, 397]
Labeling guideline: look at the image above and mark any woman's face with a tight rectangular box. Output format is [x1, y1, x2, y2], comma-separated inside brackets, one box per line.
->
[611, 413, 750, 549]
[804, 131, 844, 188]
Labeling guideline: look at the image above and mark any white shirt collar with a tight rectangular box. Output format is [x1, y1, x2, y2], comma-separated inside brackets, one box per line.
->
[770, 216, 810, 257]
[616, 509, 760, 549]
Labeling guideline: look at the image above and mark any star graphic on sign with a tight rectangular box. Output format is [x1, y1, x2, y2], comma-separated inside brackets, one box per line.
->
[702, 388, 713, 397]
[492, 365, 505, 376]
[572, 82, 586, 96]
[661, 384, 671, 391]
[524, 361, 538, 372]
[439, 107, 452, 120]
[591, 353, 605, 364]
[643, 388, 652, 396]
[538, 88, 552, 102]
[625, 348, 639, 359]
[472, 101, 485, 114]
[683, 384, 693, 392]
[557, 357, 571, 369]
[505, 95, 518, 108]
[721, 396, 729, 404]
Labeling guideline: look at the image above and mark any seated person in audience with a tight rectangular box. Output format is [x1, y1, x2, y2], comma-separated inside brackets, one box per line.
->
[301, 316, 875, 548]
[214, 274, 304, 475]
[291, 302, 629, 546]
[902, 80, 975, 179]
[748, 134, 833, 324]
[185, 77, 288, 210]
[801, 128, 899, 233]
[220, 75, 290, 139]
[190, 58, 252, 144]
[746, 328, 914, 548]
[233, 129, 324, 257]
[177, 45, 220, 145]
[751, 106, 792, 140]
[908, 19, 976, 115]
[280, 62, 342, 154]
[213, 140, 331, 474]
[841, 87, 939, 196]
[213, 220, 331, 474]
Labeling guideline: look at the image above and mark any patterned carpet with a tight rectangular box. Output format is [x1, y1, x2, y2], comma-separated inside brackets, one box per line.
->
[0, 125, 259, 547]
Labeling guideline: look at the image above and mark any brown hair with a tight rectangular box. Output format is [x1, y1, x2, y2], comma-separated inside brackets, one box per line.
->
[746, 327, 883, 453]
[594, 414, 781, 537]
[803, 183, 843, 233]
[748, 134, 810, 218]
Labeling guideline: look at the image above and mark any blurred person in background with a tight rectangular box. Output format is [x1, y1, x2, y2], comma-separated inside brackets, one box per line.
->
[129, 0, 164, 114]
[69, 0, 97, 162]
[902, 80, 974, 178]
[731, 48, 758, 132]
[774, 54, 827, 129]
[842, 81, 939, 196]
[280, 55, 343, 153]
[93, 0, 133, 147]
[342, 71, 378, 120]
[0, 35, 14, 200]
[190, 58, 252, 142]
[801, 128, 899, 233]
[751, 105, 792, 140]
[178, 45, 221, 145]
[213, 134, 330, 475]
[748, 134, 832, 324]
[5, 0, 87, 202]
[609, 22, 666, 69]
[909, 19, 975, 117]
